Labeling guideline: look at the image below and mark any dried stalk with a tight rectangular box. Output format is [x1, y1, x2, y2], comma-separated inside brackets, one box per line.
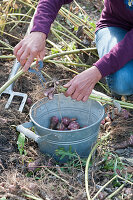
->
[0, 47, 96, 95]
[85, 132, 111, 200]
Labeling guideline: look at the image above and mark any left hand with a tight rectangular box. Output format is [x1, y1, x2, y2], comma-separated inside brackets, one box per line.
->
[63, 66, 102, 102]
[14, 32, 46, 71]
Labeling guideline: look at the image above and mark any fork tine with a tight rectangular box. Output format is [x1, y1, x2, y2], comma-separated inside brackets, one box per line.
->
[4, 92, 27, 112]
[5, 93, 14, 109]
[18, 94, 27, 112]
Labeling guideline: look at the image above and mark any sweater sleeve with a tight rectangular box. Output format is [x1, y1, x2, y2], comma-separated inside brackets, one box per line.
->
[94, 28, 133, 77]
[31, 0, 73, 37]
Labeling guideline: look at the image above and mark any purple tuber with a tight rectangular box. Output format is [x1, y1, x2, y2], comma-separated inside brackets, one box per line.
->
[26, 97, 32, 106]
[68, 121, 80, 130]
[61, 117, 71, 126]
[28, 159, 41, 171]
[49, 116, 59, 129]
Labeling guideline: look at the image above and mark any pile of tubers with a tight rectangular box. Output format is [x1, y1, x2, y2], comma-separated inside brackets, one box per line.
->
[49, 116, 83, 131]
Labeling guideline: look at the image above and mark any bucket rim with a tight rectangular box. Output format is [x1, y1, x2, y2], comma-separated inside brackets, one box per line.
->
[29, 94, 105, 133]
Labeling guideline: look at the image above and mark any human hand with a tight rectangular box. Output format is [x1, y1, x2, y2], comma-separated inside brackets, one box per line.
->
[63, 66, 102, 102]
[14, 32, 46, 71]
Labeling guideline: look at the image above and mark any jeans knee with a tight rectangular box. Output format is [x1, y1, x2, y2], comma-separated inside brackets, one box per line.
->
[106, 70, 133, 96]
[112, 84, 130, 95]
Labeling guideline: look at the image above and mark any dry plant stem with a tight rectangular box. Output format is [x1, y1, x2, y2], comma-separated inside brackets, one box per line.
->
[117, 175, 133, 185]
[91, 167, 133, 199]
[9, 7, 33, 32]
[0, 48, 11, 50]
[54, 20, 85, 43]
[92, 175, 118, 200]
[17, 0, 36, 9]
[52, 27, 91, 50]
[0, 30, 20, 40]
[41, 70, 52, 80]
[107, 183, 125, 199]
[47, 39, 72, 62]
[0, 69, 24, 95]
[0, 55, 15, 59]
[74, 0, 87, 15]
[23, 193, 43, 200]
[53, 62, 79, 74]
[24, 193, 52, 200]
[0, 21, 30, 27]
[51, 29, 68, 47]
[98, 82, 111, 94]
[85, 132, 111, 200]
[45, 47, 96, 59]
[59, 86, 133, 109]
[59, 7, 95, 41]
[45, 167, 71, 187]
[5, 13, 32, 18]
[59, 8, 94, 40]
[47, 60, 91, 68]
[0, 39, 13, 50]
[51, 28, 84, 63]
[90, 95, 133, 109]
[0, 47, 96, 94]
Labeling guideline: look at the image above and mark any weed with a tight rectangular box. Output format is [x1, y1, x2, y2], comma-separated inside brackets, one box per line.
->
[102, 152, 124, 172]
[55, 146, 89, 170]
[17, 132, 27, 155]
[101, 151, 132, 187]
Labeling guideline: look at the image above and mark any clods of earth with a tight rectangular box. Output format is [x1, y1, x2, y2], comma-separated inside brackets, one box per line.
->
[0, 59, 133, 200]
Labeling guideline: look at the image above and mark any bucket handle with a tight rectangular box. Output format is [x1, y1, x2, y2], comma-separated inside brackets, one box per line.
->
[16, 121, 40, 142]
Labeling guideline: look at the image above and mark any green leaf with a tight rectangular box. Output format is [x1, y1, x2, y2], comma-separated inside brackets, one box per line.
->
[17, 132, 26, 155]
[51, 48, 59, 54]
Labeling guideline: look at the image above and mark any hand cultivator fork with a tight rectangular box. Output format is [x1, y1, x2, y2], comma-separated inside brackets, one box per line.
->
[0, 59, 27, 112]
[0, 10, 38, 112]
[28, 60, 46, 90]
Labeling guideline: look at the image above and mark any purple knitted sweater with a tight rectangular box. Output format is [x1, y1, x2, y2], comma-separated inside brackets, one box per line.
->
[31, 0, 133, 77]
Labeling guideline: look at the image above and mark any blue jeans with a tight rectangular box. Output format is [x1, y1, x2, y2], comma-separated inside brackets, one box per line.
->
[95, 27, 133, 96]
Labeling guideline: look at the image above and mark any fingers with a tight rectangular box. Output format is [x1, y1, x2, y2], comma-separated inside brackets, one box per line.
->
[76, 94, 84, 101]
[16, 48, 25, 62]
[82, 95, 89, 102]
[64, 84, 75, 97]
[72, 90, 89, 102]
[16, 48, 44, 70]
[14, 41, 30, 67]
[39, 50, 45, 60]
[63, 79, 75, 97]
[14, 32, 46, 70]
[19, 49, 30, 66]
[14, 42, 22, 56]
[71, 91, 80, 100]
[72, 91, 90, 102]
[23, 54, 34, 71]
[63, 80, 72, 88]
[15, 45, 40, 70]
[64, 80, 93, 102]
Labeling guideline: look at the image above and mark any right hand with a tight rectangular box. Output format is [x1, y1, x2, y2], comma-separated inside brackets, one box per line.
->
[14, 32, 46, 71]
[63, 66, 102, 102]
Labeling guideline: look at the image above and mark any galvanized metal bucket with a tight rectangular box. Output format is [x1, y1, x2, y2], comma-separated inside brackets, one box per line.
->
[17, 94, 105, 162]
